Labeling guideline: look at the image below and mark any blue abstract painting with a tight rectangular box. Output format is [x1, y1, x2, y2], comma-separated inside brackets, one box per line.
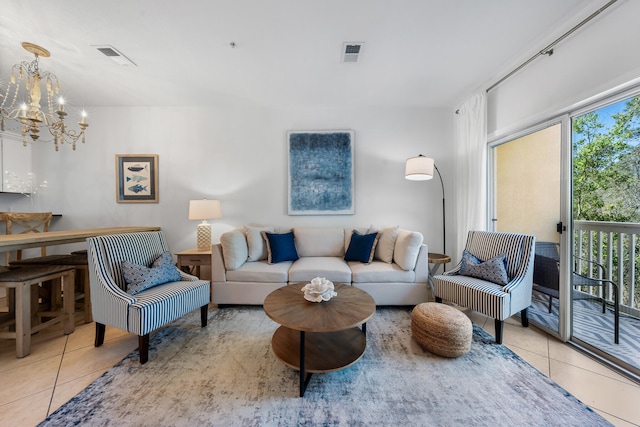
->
[288, 130, 354, 215]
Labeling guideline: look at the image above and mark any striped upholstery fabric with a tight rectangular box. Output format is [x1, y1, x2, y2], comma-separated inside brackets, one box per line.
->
[434, 275, 510, 319]
[101, 232, 170, 292]
[433, 231, 535, 321]
[87, 231, 210, 336]
[129, 279, 209, 335]
[463, 232, 525, 279]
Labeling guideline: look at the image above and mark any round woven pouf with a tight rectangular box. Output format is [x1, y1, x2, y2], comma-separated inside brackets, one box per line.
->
[411, 302, 472, 358]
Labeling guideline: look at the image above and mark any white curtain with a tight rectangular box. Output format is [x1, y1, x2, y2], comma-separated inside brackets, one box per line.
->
[453, 91, 487, 262]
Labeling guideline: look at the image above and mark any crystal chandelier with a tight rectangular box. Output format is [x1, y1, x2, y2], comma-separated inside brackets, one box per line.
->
[0, 42, 88, 151]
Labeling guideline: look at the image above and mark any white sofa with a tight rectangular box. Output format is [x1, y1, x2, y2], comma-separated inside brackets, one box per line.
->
[211, 226, 429, 305]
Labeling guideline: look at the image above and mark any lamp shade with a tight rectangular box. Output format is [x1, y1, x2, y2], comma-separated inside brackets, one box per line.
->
[405, 155, 434, 181]
[188, 199, 222, 220]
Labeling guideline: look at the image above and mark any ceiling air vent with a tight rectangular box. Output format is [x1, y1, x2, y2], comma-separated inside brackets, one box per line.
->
[342, 42, 364, 63]
[93, 45, 137, 66]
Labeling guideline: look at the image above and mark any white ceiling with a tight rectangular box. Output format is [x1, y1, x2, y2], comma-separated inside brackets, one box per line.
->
[0, 0, 606, 110]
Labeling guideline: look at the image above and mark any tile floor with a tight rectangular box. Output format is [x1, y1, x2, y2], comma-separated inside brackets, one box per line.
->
[1, 307, 639, 427]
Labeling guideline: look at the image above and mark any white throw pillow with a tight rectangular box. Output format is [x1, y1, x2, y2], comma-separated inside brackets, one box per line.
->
[393, 229, 424, 271]
[374, 225, 399, 263]
[220, 229, 248, 270]
[244, 225, 274, 261]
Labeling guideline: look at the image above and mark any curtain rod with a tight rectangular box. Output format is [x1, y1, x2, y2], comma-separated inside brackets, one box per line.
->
[455, 0, 618, 114]
[485, 0, 618, 94]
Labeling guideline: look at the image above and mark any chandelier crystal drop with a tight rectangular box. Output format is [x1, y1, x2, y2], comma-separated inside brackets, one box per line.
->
[0, 42, 88, 151]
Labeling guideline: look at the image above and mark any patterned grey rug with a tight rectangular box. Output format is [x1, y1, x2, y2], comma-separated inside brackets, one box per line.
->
[40, 306, 610, 426]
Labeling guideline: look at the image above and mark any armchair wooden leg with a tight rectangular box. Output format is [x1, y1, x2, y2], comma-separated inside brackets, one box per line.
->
[494, 319, 504, 344]
[521, 308, 529, 327]
[139, 334, 149, 364]
[201, 304, 208, 327]
[95, 323, 106, 347]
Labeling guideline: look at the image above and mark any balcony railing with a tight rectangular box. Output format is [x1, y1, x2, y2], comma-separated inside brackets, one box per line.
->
[574, 220, 639, 318]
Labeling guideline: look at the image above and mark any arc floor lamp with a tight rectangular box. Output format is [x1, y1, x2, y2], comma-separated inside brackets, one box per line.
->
[405, 154, 446, 254]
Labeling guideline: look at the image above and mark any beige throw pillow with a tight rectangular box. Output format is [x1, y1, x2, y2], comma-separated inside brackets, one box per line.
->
[220, 229, 248, 270]
[374, 226, 399, 263]
[393, 229, 424, 271]
[244, 225, 274, 261]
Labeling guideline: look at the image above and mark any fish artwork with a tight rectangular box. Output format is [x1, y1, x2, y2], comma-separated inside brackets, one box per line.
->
[126, 175, 148, 183]
[128, 184, 148, 194]
[127, 164, 147, 172]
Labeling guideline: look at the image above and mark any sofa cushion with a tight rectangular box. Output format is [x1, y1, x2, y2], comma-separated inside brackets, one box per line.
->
[220, 229, 248, 270]
[374, 226, 399, 263]
[350, 260, 415, 283]
[263, 231, 299, 264]
[393, 229, 424, 271]
[226, 260, 292, 283]
[294, 227, 345, 257]
[288, 257, 352, 283]
[122, 251, 181, 295]
[244, 225, 274, 261]
[345, 231, 379, 263]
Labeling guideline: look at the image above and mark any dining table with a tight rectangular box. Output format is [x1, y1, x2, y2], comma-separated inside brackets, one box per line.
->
[0, 226, 161, 253]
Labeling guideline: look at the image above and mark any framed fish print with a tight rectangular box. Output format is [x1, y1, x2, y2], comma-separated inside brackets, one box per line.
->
[115, 154, 159, 203]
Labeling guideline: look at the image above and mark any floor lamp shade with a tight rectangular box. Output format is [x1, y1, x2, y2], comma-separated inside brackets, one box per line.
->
[189, 199, 222, 251]
[405, 155, 434, 181]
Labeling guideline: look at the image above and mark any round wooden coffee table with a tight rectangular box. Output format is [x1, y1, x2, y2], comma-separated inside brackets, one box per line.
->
[263, 282, 375, 396]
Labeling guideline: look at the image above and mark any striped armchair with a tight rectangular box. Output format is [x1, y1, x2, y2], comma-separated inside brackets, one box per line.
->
[87, 231, 210, 363]
[433, 231, 535, 344]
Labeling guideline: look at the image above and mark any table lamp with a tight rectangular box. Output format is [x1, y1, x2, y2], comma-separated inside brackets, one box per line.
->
[188, 199, 222, 251]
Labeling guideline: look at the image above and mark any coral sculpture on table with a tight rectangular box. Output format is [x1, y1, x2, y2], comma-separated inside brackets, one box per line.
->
[302, 277, 337, 302]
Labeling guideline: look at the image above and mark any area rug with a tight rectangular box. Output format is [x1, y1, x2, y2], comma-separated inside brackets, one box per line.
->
[40, 306, 611, 426]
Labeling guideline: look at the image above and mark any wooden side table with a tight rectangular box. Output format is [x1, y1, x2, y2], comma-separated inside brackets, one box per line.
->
[176, 248, 212, 301]
[428, 252, 451, 294]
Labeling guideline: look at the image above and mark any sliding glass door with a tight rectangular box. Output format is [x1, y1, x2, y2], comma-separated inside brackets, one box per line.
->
[490, 121, 569, 338]
[490, 91, 640, 377]
[570, 94, 640, 374]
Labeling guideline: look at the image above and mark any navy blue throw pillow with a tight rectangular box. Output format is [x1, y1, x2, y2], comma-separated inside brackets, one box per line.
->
[345, 231, 380, 263]
[263, 231, 299, 264]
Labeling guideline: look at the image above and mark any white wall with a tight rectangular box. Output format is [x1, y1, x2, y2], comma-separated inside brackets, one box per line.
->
[488, 0, 640, 138]
[1, 105, 454, 255]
